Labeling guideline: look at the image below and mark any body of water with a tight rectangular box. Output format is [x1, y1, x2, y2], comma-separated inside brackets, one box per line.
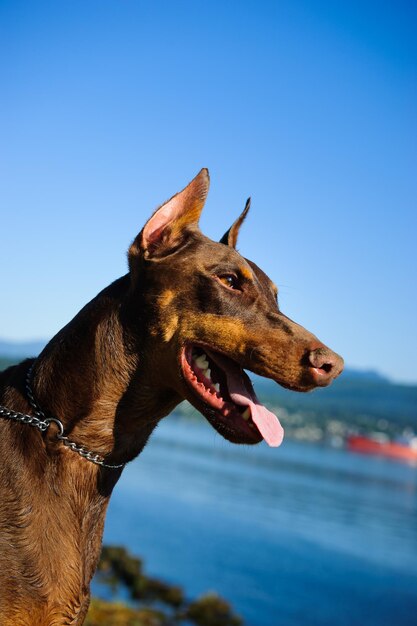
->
[100, 416, 417, 625]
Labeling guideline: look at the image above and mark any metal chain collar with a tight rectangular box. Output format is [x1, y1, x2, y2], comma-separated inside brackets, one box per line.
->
[0, 365, 125, 470]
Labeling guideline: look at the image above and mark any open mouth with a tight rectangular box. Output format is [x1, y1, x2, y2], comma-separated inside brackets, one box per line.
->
[180, 345, 284, 447]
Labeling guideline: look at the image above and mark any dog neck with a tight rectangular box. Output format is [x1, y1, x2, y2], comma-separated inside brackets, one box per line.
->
[31, 274, 180, 468]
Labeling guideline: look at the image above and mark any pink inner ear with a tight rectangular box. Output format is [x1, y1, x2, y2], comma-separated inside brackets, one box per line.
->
[140, 169, 209, 253]
[142, 198, 181, 248]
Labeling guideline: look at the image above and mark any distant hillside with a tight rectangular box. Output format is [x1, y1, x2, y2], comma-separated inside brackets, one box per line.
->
[251, 370, 417, 437]
[0, 339, 46, 373]
[0, 357, 19, 371]
[252, 370, 416, 418]
[0, 339, 47, 359]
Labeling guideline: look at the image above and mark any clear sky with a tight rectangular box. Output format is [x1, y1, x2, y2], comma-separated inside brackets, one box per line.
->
[1, 0, 416, 383]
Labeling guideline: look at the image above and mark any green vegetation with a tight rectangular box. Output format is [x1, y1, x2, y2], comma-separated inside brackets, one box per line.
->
[86, 600, 167, 626]
[0, 357, 18, 371]
[87, 545, 243, 626]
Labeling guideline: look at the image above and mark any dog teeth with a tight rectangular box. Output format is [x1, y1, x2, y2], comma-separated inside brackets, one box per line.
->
[193, 352, 214, 382]
[213, 383, 220, 393]
[194, 354, 209, 370]
[241, 408, 251, 421]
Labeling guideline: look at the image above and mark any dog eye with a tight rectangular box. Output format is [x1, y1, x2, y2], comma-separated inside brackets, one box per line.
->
[217, 274, 240, 290]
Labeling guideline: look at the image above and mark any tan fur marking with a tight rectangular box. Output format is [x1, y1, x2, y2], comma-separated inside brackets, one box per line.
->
[240, 266, 253, 281]
[163, 314, 179, 342]
[159, 289, 175, 307]
[181, 315, 250, 355]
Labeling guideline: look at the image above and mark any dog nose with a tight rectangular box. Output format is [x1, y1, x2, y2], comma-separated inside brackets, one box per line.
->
[308, 347, 344, 385]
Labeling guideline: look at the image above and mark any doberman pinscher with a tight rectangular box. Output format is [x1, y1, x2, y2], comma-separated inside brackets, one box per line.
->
[0, 169, 343, 624]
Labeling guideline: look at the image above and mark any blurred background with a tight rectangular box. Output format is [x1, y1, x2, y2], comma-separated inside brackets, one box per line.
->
[1, 1, 416, 625]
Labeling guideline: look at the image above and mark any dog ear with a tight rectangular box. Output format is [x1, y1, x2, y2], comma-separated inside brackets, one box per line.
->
[220, 198, 251, 248]
[131, 168, 210, 260]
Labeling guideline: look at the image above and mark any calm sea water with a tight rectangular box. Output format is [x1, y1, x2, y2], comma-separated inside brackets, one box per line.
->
[101, 417, 417, 626]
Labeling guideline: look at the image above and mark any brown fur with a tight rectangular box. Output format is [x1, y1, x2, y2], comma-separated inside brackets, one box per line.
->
[0, 169, 343, 624]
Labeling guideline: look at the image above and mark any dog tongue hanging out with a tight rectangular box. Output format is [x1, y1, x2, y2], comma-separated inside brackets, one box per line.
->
[129, 168, 344, 449]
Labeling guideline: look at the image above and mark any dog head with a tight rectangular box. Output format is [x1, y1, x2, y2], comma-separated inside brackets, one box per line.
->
[127, 169, 343, 446]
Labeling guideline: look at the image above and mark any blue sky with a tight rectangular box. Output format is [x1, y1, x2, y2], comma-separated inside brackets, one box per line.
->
[0, 0, 416, 383]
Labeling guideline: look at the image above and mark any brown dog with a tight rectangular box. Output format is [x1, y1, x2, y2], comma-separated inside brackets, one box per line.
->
[0, 169, 343, 624]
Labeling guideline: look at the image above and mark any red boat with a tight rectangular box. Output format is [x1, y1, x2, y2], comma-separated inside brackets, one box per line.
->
[347, 434, 417, 463]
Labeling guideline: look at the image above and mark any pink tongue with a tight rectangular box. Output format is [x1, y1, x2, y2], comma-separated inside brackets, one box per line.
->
[206, 351, 284, 447]
[245, 402, 284, 447]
